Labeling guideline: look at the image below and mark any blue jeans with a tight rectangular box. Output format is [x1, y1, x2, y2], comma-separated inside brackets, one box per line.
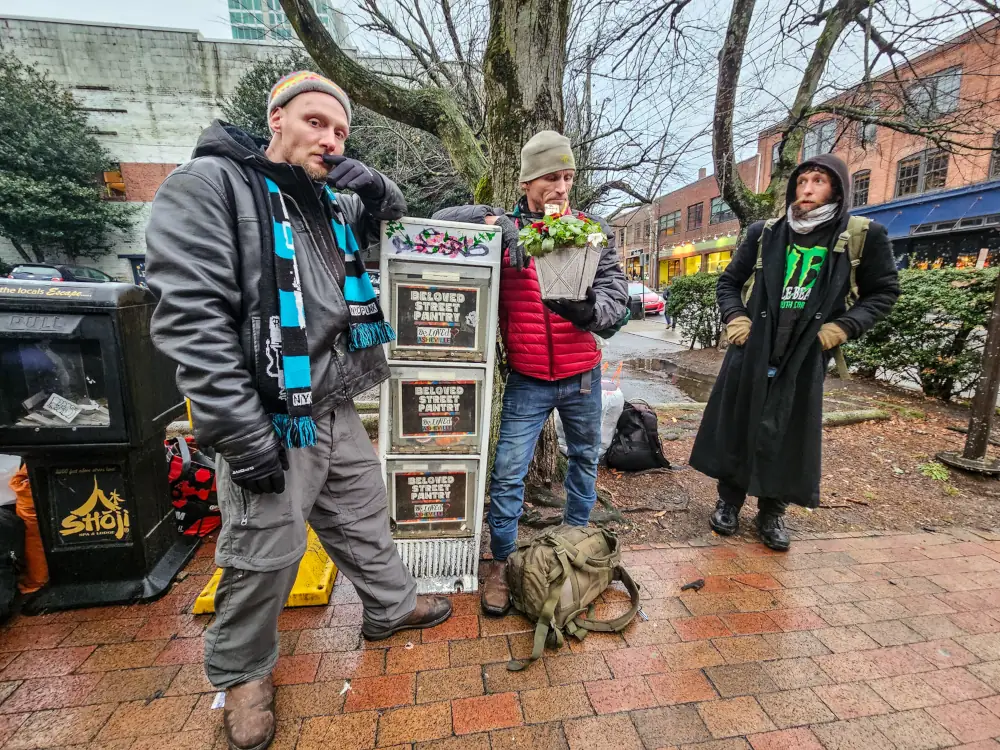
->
[488, 364, 603, 561]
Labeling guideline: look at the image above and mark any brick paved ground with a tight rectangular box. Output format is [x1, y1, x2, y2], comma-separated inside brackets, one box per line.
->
[7, 529, 1000, 748]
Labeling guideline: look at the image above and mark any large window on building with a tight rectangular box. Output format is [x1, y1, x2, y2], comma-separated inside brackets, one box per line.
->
[687, 202, 704, 230]
[659, 210, 681, 236]
[991, 132, 1000, 180]
[803, 121, 837, 159]
[906, 67, 962, 120]
[895, 149, 949, 197]
[851, 170, 871, 208]
[771, 141, 782, 170]
[710, 197, 736, 225]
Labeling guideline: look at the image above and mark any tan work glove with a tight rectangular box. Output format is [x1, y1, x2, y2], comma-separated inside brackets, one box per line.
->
[726, 315, 752, 347]
[817, 322, 848, 351]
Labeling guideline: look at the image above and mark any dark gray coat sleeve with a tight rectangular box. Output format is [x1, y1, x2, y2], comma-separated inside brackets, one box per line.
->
[717, 220, 764, 323]
[587, 219, 629, 331]
[431, 205, 506, 223]
[335, 170, 407, 257]
[833, 222, 900, 339]
[144, 167, 277, 463]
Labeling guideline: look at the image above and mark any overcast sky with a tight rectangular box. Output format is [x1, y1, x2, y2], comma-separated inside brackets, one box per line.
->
[0, 0, 235, 38]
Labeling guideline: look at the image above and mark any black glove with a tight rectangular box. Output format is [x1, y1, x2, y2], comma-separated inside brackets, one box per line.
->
[545, 288, 597, 329]
[228, 445, 289, 495]
[323, 155, 385, 203]
[493, 214, 526, 270]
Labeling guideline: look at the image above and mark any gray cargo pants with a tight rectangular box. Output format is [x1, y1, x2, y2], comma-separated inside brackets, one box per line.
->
[204, 401, 417, 689]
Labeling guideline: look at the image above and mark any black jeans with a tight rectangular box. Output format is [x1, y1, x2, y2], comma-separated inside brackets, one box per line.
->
[718, 480, 788, 516]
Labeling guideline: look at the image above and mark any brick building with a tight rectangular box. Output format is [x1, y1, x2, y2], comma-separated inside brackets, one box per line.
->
[614, 20, 1000, 287]
[611, 157, 759, 288]
[755, 20, 1000, 269]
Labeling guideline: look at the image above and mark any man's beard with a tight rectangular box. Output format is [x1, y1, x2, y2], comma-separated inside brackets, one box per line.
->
[790, 199, 822, 220]
[302, 160, 330, 181]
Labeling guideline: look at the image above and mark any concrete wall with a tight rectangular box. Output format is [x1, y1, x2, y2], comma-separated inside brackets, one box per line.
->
[0, 16, 307, 274]
[0, 15, 296, 164]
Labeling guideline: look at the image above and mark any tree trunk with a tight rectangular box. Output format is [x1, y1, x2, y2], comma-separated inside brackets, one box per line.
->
[713, 0, 868, 227]
[482, 0, 571, 206]
[9, 239, 35, 264]
[280, 0, 488, 188]
[525, 416, 561, 487]
[482, 0, 570, 481]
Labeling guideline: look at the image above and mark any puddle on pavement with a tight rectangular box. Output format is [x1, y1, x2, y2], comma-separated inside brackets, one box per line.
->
[618, 358, 716, 403]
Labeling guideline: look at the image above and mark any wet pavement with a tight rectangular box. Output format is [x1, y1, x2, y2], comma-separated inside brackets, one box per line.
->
[5, 528, 1000, 747]
[604, 316, 696, 404]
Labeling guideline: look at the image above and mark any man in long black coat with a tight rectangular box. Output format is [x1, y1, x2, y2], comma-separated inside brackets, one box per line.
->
[690, 153, 899, 551]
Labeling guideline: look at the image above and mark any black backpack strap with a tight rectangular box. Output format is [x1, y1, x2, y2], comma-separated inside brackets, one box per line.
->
[176, 436, 192, 481]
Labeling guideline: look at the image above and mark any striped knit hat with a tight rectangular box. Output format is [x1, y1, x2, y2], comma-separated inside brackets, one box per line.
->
[267, 70, 353, 124]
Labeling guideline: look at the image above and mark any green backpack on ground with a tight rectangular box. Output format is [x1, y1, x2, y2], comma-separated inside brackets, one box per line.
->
[505, 524, 641, 670]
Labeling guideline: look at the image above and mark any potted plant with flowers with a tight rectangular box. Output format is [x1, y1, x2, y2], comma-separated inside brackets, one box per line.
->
[518, 204, 608, 300]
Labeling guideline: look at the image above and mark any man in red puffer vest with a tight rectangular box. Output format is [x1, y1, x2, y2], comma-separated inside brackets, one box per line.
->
[434, 131, 629, 615]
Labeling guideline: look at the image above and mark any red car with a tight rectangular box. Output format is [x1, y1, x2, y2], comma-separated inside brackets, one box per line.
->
[628, 283, 665, 315]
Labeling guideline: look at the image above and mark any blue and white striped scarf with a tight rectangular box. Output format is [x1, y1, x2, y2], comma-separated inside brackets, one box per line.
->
[257, 176, 394, 449]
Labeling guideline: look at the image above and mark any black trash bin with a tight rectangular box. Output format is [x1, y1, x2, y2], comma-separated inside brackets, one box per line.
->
[0, 280, 194, 612]
[628, 296, 646, 321]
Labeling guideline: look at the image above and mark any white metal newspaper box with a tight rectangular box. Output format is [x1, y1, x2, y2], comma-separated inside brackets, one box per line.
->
[378, 218, 501, 593]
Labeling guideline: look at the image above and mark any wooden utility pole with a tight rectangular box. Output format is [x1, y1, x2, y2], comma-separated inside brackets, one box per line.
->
[938, 276, 1000, 475]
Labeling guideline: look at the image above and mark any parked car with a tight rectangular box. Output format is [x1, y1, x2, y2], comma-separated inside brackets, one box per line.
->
[7, 264, 116, 283]
[628, 282, 664, 315]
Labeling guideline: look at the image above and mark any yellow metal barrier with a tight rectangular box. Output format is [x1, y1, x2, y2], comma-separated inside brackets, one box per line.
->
[193, 526, 337, 614]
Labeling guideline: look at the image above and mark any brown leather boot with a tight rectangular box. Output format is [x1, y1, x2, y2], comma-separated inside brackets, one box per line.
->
[224, 675, 275, 750]
[362, 595, 453, 641]
[480, 559, 510, 617]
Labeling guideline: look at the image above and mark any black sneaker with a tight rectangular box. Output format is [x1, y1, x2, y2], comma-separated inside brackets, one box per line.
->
[709, 497, 740, 536]
[756, 512, 791, 551]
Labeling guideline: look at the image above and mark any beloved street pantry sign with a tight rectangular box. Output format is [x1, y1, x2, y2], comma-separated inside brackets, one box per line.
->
[54, 466, 131, 545]
[393, 283, 480, 352]
[393, 470, 468, 526]
[398, 380, 479, 439]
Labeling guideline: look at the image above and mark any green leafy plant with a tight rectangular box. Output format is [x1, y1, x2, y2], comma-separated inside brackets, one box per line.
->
[666, 272, 724, 349]
[844, 268, 998, 401]
[518, 213, 607, 257]
[918, 462, 950, 481]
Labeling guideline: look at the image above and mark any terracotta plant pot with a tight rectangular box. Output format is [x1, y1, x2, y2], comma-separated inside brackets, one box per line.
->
[533, 243, 603, 301]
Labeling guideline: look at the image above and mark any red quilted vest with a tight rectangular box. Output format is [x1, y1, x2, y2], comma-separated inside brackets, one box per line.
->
[499, 249, 602, 381]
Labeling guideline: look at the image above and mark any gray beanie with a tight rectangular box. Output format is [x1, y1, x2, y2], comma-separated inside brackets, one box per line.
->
[267, 70, 353, 125]
[519, 130, 576, 183]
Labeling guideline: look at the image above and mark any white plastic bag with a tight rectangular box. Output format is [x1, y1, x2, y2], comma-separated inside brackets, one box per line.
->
[555, 379, 625, 461]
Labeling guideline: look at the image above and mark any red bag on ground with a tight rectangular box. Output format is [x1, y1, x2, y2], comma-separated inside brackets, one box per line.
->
[165, 436, 220, 537]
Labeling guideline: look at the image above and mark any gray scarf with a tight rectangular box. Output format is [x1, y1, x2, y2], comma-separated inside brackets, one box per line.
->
[787, 202, 839, 234]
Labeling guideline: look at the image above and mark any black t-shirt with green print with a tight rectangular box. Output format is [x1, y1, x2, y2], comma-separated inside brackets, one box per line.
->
[770, 225, 835, 366]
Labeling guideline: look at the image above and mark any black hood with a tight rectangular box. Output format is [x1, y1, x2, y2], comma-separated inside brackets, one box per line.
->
[193, 120, 270, 164]
[785, 152, 851, 224]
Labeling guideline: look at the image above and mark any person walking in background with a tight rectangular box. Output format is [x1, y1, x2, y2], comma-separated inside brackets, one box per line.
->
[689, 154, 899, 551]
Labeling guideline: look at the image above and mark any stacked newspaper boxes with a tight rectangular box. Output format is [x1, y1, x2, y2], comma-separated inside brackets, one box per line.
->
[378, 218, 502, 593]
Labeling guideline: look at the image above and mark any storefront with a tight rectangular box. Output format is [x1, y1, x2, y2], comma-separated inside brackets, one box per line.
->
[854, 179, 1000, 270]
[659, 236, 736, 283]
[625, 249, 650, 281]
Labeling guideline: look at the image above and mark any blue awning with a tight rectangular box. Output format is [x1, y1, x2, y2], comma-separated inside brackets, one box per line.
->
[852, 179, 1000, 240]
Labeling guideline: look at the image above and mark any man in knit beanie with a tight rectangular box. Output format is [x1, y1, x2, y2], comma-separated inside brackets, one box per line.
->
[434, 131, 628, 617]
[146, 71, 452, 750]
